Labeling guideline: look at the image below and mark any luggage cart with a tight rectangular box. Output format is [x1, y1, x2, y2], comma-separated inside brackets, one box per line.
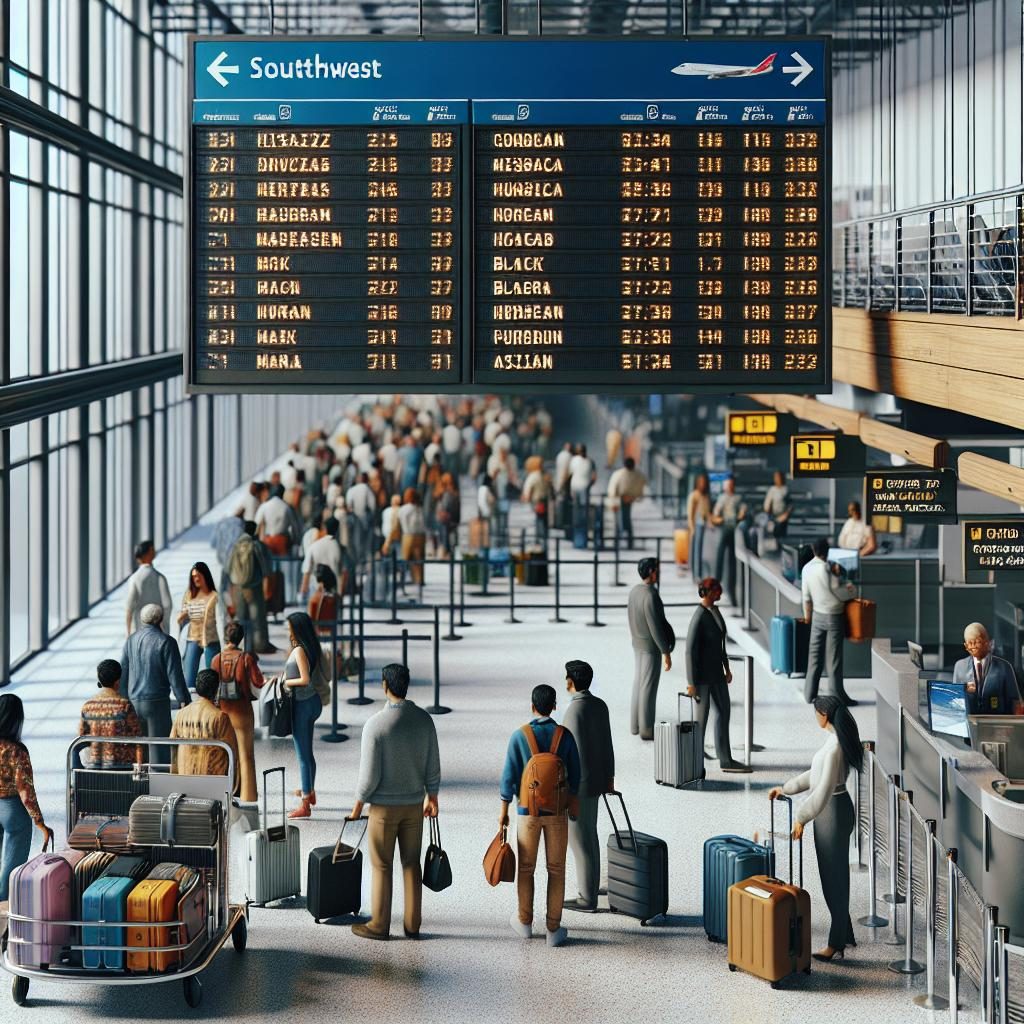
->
[2, 737, 248, 1008]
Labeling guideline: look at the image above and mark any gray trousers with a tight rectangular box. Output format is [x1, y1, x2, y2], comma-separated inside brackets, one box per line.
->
[568, 795, 601, 908]
[804, 612, 847, 703]
[135, 698, 172, 768]
[813, 791, 856, 949]
[695, 680, 733, 763]
[631, 648, 661, 739]
[230, 583, 269, 654]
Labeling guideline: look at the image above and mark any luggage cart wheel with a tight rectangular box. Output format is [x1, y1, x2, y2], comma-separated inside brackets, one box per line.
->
[11, 976, 28, 1006]
[640, 919, 648, 927]
[728, 964, 737, 972]
[232, 916, 248, 952]
[183, 976, 203, 1008]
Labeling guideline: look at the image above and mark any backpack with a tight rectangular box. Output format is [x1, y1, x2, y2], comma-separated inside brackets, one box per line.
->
[518, 725, 567, 816]
[227, 535, 256, 586]
[216, 649, 250, 702]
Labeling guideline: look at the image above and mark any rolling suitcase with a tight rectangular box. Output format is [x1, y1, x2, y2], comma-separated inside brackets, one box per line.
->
[81, 874, 137, 970]
[9, 853, 73, 969]
[244, 767, 302, 906]
[654, 693, 703, 789]
[488, 547, 511, 578]
[727, 796, 812, 988]
[769, 616, 809, 676]
[462, 552, 483, 585]
[703, 835, 774, 942]
[101, 855, 150, 880]
[264, 569, 286, 615]
[604, 791, 669, 926]
[73, 851, 116, 912]
[128, 793, 221, 848]
[524, 548, 548, 586]
[572, 526, 588, 550]
[674, 528, 690, 566]
[127, 879, 180, 972]
[307, 817, 367, 923]
[844, 597, 876, 642]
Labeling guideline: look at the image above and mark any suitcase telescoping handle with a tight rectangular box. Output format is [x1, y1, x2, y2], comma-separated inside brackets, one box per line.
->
[677, 691, 700, 785]
[333, 816, 369, 864]
[262, 767, 288, 842]
[602, 790, 639, 857]
[770, 793, 803, 889]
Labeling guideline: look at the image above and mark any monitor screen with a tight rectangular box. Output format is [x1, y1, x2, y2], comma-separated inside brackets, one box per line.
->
[928, 681, 970, 739]
[708, 471, 732, 499]
[967, 716, 1024, 779]
[828, 546, 859, 578]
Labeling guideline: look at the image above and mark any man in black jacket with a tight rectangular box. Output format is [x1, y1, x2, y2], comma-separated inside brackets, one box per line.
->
[561, 660, 615, 913]
[685, 577, 749, 773]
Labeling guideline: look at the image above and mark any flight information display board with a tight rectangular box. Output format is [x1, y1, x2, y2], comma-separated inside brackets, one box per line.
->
[188, 37, 830, 393]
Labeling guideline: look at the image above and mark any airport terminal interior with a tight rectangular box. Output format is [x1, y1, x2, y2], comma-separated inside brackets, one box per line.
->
[4, 1, 1024, 1022]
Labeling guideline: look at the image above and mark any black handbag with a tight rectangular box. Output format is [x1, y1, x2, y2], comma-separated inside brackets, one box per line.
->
[422, 816, 452, 893]
[265, 679, 293, 738]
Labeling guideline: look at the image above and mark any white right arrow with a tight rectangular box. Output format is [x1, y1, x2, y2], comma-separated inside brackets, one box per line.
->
[207, 51, 240, 88]
[782, 51, 813, 87]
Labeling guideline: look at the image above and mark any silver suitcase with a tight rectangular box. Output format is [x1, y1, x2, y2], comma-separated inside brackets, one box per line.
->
[654, 692, 703, 788]
[244, 767, 302, 905]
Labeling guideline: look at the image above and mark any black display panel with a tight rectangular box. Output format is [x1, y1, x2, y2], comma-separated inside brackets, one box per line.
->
[192, 123, 464, 386]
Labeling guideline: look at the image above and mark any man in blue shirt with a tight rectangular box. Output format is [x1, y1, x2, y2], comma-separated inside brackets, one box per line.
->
[499, 684, 581, 948]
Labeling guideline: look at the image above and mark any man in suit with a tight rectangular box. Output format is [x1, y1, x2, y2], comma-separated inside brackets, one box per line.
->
[685, 577, 750, 773]
[627, 557, 676, 740]
[561, 660, 615, 913]
[954, 622, 1022, 716]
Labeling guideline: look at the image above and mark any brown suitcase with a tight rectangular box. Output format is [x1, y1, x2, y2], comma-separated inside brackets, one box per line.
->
[727, 796, 811, 988]
[263, 570, 286, 614]
[674, 528, 690, 565]
[68, 815, 131, 853]
[844, 597, 876, 642]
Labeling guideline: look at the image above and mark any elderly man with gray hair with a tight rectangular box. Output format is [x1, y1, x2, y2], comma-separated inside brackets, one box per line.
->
[953, 622, 1022, 716]
[120, 603, 191, 765]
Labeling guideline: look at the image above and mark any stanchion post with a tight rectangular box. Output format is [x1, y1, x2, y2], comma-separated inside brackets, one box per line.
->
[388, 545, 402, 625]
[912, 819, 948, 1010]
[948, 849, 960, 1023]
[550, 536, 566, 623]
[888, 792, 923, 971]
[457, 548, 471, 627]
[884, 773, 906, 907]
[858, 747, 889, 928]
[321, 620, 349, 743]
[996, 925, 1009, 1024]
[586, 548, 605, 627]
[854, 755, 865, 870]
[427, 605, 451, 716]
[401, 627, 409, 669]
[348, 586, 373, 706]
[655, 537, 662, 591]
[984, 906, 998, 1024]
[505, 558, 521, 624]
[613, 516, 623, 587]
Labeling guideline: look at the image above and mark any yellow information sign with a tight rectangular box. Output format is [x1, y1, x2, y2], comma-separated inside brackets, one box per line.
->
[727, 411, 797, 447]
[790, 432, 864, 478]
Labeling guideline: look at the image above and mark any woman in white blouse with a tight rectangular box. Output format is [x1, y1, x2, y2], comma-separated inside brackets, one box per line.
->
[769, 694, 863, 963]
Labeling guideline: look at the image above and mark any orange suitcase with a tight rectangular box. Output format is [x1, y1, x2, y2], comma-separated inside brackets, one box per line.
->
[844, 597, 876, 642]
[127, 879, 179, 972]
[674, 528, 689, 565]
[727, 796, 811, 988]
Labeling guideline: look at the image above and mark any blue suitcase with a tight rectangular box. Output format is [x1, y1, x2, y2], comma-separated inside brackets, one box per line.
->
[82, 874, 138, 969]
[703, 835, 774, 942]
[770, 615, 795, 674]
[573, 527, 588, 550]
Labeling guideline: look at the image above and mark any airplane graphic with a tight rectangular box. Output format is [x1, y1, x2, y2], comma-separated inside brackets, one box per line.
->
[671, 53, 777, 79]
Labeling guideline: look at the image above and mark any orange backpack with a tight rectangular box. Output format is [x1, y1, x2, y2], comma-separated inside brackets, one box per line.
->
[518, 725, 567, 816]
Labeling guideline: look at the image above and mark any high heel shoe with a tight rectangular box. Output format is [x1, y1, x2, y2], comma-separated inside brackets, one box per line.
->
[288, 797, 312, 819]
[292, 789, 317, 806]
[812, 947, 845, 963]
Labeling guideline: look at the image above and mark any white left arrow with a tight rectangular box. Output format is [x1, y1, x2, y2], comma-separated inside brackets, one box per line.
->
[782, 51, 813, 87]
[207, 51, 239, 88]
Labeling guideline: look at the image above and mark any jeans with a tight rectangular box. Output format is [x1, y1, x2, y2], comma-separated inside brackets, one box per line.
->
[689, 522, 706, 579]
[516, 813, 569, 932]
[617, 502, 634, 548]
[291, 696, 322, 793]
[571, 488, 591, 534]
[183, 641, 220, 690]
[0, 797, 33, 901]
[367, 803, 424, 936]
[135, 698, 173, 768]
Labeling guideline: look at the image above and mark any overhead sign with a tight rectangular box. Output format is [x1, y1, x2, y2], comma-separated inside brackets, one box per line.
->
[963, 520, 1024, 573]
[728, 410, 797, 447]
[790, 432, 864, 478]
[187, 36, 831, 393]
[864, 469, 957, 523]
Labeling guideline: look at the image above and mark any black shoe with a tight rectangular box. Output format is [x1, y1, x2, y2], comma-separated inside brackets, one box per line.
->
[721, 761, 752, 774]
[257, 643, 279, 655]
[563, 899, 598, 914]
[403, 927, 421, 939]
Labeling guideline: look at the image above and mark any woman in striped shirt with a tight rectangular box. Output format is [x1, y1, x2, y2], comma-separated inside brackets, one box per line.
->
[177, 561, 220, 691]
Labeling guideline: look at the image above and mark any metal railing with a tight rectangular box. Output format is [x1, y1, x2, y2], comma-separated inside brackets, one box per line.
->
[833, 188, 1023, 319]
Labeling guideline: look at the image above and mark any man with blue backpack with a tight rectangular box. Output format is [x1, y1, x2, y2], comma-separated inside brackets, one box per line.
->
[499, 684, 581, 948]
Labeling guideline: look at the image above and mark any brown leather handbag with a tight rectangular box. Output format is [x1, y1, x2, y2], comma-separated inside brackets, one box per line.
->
[844, 597, 877, 642]
[483, 825, 516, 886]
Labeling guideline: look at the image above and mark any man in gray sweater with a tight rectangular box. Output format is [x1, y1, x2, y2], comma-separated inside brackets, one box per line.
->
[348, 663, 441, 941]
[561, 660, 615, 913]
[627, 557, 676, 740]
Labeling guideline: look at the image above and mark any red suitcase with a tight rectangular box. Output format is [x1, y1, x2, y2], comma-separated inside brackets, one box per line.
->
[9, 853, 74, 969]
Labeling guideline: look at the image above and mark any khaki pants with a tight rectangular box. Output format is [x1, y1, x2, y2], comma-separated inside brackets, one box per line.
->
[401, 532, 426, 585]
[220, 699, 255, 802]
[516, 814, 568, 932]
[367, 803, 424, 936]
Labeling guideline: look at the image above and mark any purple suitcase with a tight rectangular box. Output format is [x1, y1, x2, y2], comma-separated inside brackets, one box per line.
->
[9, 853, 74, 969]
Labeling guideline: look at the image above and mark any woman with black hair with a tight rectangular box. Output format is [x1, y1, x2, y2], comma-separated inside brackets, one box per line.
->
[177, 561, 220, 690]
[0, 695, 54, 899]
[769, 694, 862, 963]
[283, 611, 324, 819]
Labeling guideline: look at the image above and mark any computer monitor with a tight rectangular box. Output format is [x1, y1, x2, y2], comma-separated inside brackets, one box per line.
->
[967, 716, 1024, 780]
[828, 546, 860, 580]
[928, 681, 970, 739]
[907, 641, 924, 670]
[708, 471, 731, 499]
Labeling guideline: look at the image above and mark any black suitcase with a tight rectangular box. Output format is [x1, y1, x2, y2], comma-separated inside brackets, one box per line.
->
[307, 818, 366, 924]
[524, 548, 548, 586]
[603, 792, 668, 926]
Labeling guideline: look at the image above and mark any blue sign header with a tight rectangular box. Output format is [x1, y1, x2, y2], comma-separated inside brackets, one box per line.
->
[192, 37, 828, 109]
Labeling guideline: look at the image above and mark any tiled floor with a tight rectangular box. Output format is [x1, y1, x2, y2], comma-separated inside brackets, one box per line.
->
[1, 474, 974, 1023]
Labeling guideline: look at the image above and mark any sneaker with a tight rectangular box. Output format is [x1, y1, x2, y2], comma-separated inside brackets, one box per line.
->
[721, 761, 752, 774]
[546, 926, 568, 948]
[510, 914, 533, 939]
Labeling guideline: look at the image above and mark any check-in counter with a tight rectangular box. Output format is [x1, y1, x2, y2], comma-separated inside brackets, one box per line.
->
[735, 533, 995, 678]
[873, 639, 1024, 940]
